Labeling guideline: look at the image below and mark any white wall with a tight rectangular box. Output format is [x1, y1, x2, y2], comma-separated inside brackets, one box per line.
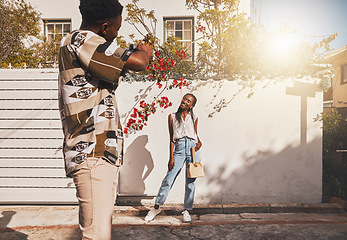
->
[0, 68, 322, 204]
[117, 77, 323, 204]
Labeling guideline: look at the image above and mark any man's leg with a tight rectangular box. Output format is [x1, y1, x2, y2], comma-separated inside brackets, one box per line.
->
[72, 158, 119, 240]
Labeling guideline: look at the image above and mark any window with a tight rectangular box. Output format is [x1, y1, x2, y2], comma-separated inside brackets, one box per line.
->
[164, 17, 194, 60]
[43, 19, 71, 42]
[342, 64, 347, 84]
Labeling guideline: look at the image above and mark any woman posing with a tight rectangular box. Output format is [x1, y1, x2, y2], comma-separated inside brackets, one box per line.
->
[145, 93, 202, 222]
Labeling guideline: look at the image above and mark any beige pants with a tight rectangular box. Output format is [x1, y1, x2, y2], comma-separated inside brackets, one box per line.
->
[72, 158, 119, 240]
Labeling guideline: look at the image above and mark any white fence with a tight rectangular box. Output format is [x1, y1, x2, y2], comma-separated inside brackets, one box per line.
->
[0, 69, 323, 204]
[0, 69, 75, 203]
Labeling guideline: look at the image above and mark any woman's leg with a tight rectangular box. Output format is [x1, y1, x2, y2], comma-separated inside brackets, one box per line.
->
[184, 139, 198, 210]
[184, 174, 196, 210]
[72, 158, 119, 240]
[155, 140, 186, 206]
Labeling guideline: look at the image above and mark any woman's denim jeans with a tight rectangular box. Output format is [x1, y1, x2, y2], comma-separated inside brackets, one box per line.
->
[155, 137, 200, 210]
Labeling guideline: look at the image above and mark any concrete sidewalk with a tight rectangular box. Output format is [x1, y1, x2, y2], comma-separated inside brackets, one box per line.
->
[0, 203, 345, 228]
[0, 203, 346, 239]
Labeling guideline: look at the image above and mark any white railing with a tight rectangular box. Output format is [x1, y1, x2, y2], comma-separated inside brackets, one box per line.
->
[2, 62, 59, 69]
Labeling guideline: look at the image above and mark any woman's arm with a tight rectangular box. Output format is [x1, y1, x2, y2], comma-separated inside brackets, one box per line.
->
[194, 118, 202, 151]
[168, 114, 175, 171]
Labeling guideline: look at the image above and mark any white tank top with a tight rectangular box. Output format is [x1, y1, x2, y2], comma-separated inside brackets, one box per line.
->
[171, 112, 198, 142]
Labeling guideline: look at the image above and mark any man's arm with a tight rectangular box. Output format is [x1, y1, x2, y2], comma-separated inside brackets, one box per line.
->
[75, 32, 153, 83]
[124, 42, 152, 71]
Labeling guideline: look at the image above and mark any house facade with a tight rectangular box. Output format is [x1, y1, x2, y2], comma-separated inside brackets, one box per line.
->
[323, 45, 347, 119]
[27, 0, 251, 60]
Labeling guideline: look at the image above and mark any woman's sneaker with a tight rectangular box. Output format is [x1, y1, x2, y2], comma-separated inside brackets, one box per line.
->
[145, 207, 161, 222]
[182, 210, 191, 222]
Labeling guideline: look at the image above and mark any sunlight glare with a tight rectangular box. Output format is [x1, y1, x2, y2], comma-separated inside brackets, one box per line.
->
[266, 33, 297, 60]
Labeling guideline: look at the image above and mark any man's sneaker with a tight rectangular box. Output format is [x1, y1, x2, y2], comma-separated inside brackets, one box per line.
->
[182, 210, 191, 222]
[145, 207, 161, 222]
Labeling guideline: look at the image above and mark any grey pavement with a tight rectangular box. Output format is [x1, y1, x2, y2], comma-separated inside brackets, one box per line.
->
[0, 203, 346, 239]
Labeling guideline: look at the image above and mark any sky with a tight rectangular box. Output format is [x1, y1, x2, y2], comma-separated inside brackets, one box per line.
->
[252, 0, 347, 51]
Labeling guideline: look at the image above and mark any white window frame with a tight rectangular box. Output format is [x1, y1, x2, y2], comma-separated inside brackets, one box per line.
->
[342, 64, 347, 84]
[43, 19, 72, 42]
[164, 17, 194, 61]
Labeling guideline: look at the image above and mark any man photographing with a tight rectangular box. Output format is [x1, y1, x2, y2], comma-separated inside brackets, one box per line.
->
[58, 0, 152, 239]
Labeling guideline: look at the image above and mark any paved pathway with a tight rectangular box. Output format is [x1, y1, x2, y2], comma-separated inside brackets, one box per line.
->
[1, 204, 346, 239]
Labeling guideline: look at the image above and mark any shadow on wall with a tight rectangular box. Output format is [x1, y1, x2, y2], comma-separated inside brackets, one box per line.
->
[120, 83, 154, 121]
[195, 80, 322, 204]
[286, 81, 320, 145]
[120, 135, 154, 198]
[203, 137, 322, 204]
[0, 211, 28, 239]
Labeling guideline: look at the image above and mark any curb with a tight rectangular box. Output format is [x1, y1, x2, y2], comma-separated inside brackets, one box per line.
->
[114, 203, 345, 216]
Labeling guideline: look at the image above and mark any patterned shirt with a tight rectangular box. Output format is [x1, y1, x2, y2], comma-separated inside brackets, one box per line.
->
[58, 30, 132, 177]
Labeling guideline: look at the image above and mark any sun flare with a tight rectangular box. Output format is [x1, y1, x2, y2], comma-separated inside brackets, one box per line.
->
[265, 32, 298, 60]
